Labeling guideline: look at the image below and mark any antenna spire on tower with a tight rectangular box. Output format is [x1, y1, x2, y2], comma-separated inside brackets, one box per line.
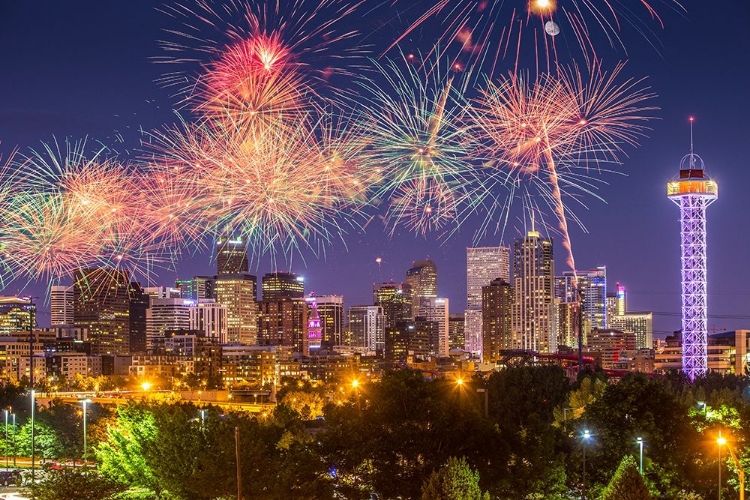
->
[689, 116, 695, 168]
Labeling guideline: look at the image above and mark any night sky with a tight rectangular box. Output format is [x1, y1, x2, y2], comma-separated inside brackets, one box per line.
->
[1, 1, 749, 337]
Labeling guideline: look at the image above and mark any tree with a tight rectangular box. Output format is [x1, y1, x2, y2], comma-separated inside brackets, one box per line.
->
[421, 457, 490, 500]
[281, 391, 325, 420]
[601, 455, 652, 500]
[25, 468, 125, 500]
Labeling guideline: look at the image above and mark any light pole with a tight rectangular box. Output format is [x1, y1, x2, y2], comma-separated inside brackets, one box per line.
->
[718, 433, 726, 500]
[30, 389, 35, 482]
[80, 398, 92, 466]
[200, 409, 206, 430]
[582, 429, 592, 500]
[11, 413, 15, 468]
[636, 437, 644, 476]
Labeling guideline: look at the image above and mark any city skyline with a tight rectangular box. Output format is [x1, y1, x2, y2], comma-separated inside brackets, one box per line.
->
[0, 1, 749, 342]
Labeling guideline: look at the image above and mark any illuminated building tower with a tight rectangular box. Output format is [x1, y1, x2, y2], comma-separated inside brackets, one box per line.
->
[216, 235, 249, 275]
[128, 282, 149, 354]
[257, 298, 308, 354]
[465, 246, 510, 357]
[176, 276, 213, 301]
[73, 268, 131, 355]
[405, 259, 437, 308]
[448, 314, 465, 351]
[315, 295, 344, 346]
[481, 279, 514, 364]
[605, 283, 627, 327]
[557, 301, 584, 348]
[512, 231, 556, 352]
[306, 294, 323, 351]
[189, 299, 228, 344]
[50, 285, 74, 326]
[610, 312, 653, 351]
[146, 297, 195, 352]
[261, 272, 304, 301]
[213, 274, 258, 344]
[374, 282, 412, 330]
[667, 121, 718, 379]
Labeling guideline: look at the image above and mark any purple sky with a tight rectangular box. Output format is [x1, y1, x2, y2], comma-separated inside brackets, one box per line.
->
[1, 1, 749, 337]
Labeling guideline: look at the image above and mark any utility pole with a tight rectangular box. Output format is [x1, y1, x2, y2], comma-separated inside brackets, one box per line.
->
[235, 426, 242, 500]
[28, 297, 35, 389]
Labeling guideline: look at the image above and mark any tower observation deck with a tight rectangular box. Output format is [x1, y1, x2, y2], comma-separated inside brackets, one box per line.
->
[666, 120, 717, 380]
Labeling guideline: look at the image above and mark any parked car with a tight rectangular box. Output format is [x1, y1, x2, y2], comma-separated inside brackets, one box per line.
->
[0, 469, 21, 486]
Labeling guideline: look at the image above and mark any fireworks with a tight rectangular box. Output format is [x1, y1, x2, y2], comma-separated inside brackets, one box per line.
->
[355, 53, 478, 236]
[388, 0, 686, 75]
[470, 61, 657, 273]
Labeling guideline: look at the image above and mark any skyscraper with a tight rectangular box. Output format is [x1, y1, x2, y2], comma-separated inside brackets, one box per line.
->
[555, 267, 607, 332]
[189, 299, 228, 344]
[50, 285, 74, 326]
[216, 236, 249, 275]
[314, 295, 344, 346]
[0, 297, 35, 336]
[306, 295, 323, 351]
[416, 297, 450, 357]
[73, 268, 131, 355]
[667, 126, 718, 379]
[213, 274, 258, 344]
[405, 259, 437, 305]
[448, 314, 465, 351]
[146, 297, 195, 352]
[128, 282, 149, 354]
[176, 276, 214, 301]
[465, 246, 510, 357]
[261, 272, 304, 301]
[373, 282, 412, 330]
[512, 231, 556, 352]
[610, 312, 654, 351]
[481, 278, 514, 363]
[348, 305, 384, 352]
[257, 298, 309, 353]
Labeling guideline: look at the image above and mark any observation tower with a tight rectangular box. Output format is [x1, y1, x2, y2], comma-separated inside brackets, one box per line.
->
[667, 118, 718, 380]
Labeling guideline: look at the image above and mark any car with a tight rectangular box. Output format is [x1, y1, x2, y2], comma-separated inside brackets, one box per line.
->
[0, 469, 20, 486]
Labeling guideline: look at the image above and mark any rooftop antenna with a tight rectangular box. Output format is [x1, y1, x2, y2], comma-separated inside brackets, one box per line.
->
[689, 116, 695, 169]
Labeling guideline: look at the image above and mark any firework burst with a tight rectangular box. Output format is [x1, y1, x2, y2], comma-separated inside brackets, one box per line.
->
[355, 53, 479, 236]
[470, 61, 657, 273]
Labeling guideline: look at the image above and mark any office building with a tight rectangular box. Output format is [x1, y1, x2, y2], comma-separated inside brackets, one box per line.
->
[482, 279, 514, 363]
[348, 305, 384, 353]
[466, 246, 510, 358]
[306, 295, 323, 351]
[314, 295, 344, 346]
[216, 235, 249, 275]
[405, 259, 437, 305]
[129, 282, 149, 354]
[385, 319, 434, 362]
[257, 298, 308, 354]
[555, 267, 607, 332]
[587, 328, 637, 369]
[73, 268, 131, 355]
[374, 282, 412, 330]
[213, 274, 258, 344]
[610, 312, 653, 351]
[448, 314, 465, 351]
[416, 297, 450, 357]
[189, 299, 228, 344]
[176, 276, 213, 301]
[50, 286, 74, 326]
[261, 272, 304, 301]
[146, 297, 195, 352]
[512, 231, 555, 352]
[0, 297, 36, 337]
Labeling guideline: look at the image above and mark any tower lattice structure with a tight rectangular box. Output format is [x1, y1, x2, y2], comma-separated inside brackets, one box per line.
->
[667, 120, 718, 380]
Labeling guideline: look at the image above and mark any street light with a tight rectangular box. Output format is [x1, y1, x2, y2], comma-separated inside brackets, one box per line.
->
[3, 409, 8, 470]
[456, 378, 464, 386]
[141, 381, 152, 392]
[11, 413, 15, 467]
[30, 389, 36, 482]
[351, 379, 360, 412]
[718, 433, 726, 500]
[581, 429, 592, 500]
[636, 437, 644, 475]
[80, 398, 92, 466]
[200, 409, 207, 429]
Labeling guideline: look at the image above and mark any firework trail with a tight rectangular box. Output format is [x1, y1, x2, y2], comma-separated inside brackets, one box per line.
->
[470, 61, 656, 274]
[354, 53, 479, 236]
[387, 0, 686, 76]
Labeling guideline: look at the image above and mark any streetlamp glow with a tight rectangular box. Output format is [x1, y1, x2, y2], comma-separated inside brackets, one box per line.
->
[636, 437, 644, 476]
[456, 378, 464, 386]
[80, 398, 92, 466]
[351, 379, 359, 389]
[581, 429, 592, 500]
[141, 381, 152, 392]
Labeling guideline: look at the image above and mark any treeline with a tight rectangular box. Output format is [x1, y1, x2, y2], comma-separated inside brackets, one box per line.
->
[9, 367, 750, 499]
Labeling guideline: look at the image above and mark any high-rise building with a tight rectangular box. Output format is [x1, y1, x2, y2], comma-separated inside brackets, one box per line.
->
[258, 298, 308, 354]
[587, 328, 636, 369]
[554, 267, 607, 332]
[373, 282, 412, 330]
[146, 297, 195, 352]
[176, 276, 214, 301]
[348, 305, 384, 352]
[216, 235, 249, 275]
[481, 279, 514, 363]
[465, 246, 510, 358]
[261, 272, 304, 301]
[73, 268, 131, 355]
[306, 295, 323, 351]
[315, 295, 344, 346]
[189, 299, 228, 344]
[448, 314, 465, 351]
[144, 287, 181, 299]
[128, 282, 149, 354]
[50, 286, 74, 326]
[213, 274, 258, 344]
[512, 231, 556, 352]
[416, 297, 449, 357]
[667, 129, 718, 379]
[405, 259, 437, 306]
[0, 297, 35, 336]
[610, 312, 653, 351]
[385, 319, 434, 362]
[557, 300, 586, 348]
